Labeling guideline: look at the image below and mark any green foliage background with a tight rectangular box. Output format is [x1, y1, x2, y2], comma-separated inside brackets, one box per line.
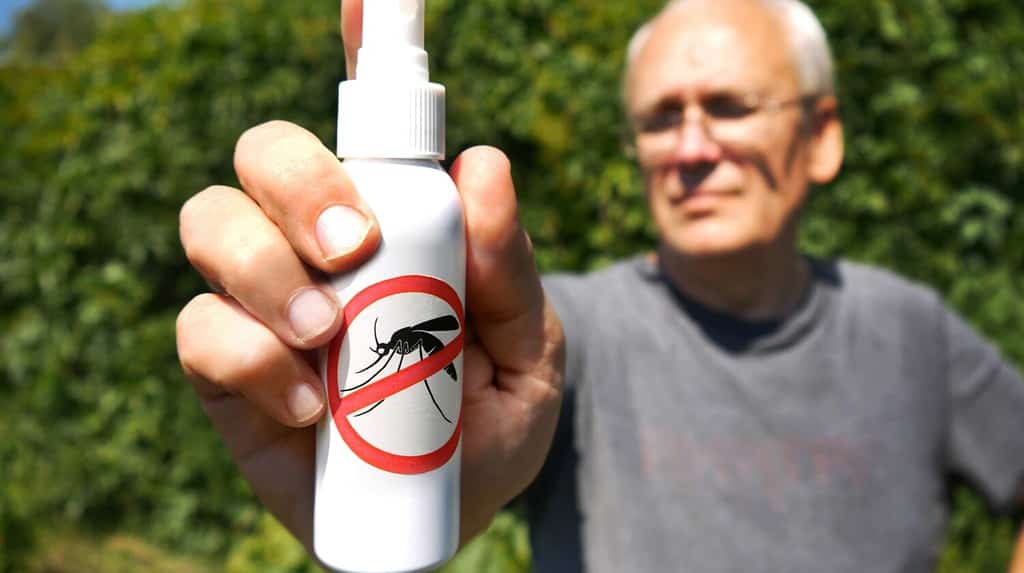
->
[1, 0, 1022, 570]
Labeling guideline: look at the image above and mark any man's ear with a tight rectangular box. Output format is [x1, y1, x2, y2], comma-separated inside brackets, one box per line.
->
[806, 95, 844, 184]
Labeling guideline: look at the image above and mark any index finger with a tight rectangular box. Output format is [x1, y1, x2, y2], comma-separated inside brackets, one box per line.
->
[341, 0, 363, 79]
[233, 120, 381, 275]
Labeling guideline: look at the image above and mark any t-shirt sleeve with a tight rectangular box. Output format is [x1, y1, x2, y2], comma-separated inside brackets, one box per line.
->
[521, 274, 587, 571]
[944, 306, 1024, 513]
[526, 275, 588, 496]
[541, 273, 587, 391]
[510, 275, 583, 511]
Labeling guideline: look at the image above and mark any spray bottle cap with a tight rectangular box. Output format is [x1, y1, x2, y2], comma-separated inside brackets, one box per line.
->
[337, 0, 445, 159]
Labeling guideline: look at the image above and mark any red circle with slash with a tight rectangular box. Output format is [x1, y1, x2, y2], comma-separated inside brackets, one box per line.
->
[326, 275, 464, 475]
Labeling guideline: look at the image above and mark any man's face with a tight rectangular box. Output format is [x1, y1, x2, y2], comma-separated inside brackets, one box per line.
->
[626, 0, 839, 259]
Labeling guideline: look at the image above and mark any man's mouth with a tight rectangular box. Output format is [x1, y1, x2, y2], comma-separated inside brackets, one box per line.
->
[672, 188, 738, 212]
[654, 163, 740, 210]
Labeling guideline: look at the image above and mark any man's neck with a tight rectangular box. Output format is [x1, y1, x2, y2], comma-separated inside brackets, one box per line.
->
[655, 243, 811, 322]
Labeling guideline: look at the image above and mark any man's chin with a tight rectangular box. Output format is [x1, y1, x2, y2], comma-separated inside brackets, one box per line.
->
[661, 223, 756, 260]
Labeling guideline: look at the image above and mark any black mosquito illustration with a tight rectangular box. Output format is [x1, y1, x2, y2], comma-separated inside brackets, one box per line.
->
[341, 315, 460, 422]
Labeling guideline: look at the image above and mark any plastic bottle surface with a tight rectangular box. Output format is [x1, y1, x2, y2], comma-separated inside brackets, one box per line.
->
[314, 1, 465, 571]
[315, 159, 464, 573]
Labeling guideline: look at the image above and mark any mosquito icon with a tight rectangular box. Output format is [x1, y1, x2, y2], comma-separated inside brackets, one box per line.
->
[341, 314, 460, 423]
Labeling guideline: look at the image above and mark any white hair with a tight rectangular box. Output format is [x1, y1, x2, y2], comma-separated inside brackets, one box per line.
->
[625, 0, 835, 100]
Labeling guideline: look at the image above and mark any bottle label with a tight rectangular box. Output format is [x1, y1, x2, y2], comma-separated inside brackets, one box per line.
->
[325, 274, 463, 475]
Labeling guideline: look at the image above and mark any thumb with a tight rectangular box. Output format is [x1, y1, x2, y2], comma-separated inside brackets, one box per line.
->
[450, 146, 549, 374]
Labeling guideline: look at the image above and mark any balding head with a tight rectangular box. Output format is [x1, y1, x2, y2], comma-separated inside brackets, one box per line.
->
[622, 0, 844, 265]
[624, 0, 833, 108]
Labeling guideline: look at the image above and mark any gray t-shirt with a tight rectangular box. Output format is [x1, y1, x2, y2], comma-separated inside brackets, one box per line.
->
[526, 256, 1024, 573]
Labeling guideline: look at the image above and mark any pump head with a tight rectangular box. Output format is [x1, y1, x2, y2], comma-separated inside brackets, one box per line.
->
[338, 0, 445, 159]
[356, 0, 430, 82]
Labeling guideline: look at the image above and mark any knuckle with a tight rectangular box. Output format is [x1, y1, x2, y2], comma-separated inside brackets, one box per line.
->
[207, 330, 282, 393]
[178, 190, 209, 252]
[176, 293, 216, 334]
[278, 149, 335, 195]
[219, 233, 281, 294]
[176, 294, 286, 393]
[533, 379, 563, 414]
[236, 120, 295, 153]
[236, 122, 336, 201]
[179, 186, 238, 257]
[234, 121, 309, 174]
[266, 145, 338, 205]
[181, 184, 288, 295]
[175, 294, 221, 375]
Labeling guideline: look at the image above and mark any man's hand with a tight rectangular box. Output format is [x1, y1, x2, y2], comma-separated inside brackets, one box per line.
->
[175, 0, 564, 550]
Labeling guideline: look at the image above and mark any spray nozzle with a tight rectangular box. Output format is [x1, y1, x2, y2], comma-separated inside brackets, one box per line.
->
[338, 0, 445, 159]
[356, 0, 429, 81]
[364, 0, 424, 50]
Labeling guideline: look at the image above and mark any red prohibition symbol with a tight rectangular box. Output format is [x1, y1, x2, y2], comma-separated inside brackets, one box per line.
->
[326, 275, 464, 475]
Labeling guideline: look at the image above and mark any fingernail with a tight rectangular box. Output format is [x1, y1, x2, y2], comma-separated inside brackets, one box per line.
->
[316, 205, 369, 260]
[288, 288, 338, 342]
[287, 382, 324, 424]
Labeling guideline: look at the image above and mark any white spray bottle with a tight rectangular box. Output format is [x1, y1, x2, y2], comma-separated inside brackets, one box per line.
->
[316, 1, 464, 571]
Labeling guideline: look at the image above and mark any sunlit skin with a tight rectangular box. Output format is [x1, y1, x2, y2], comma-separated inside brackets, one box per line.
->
[625, 0, 843, 320]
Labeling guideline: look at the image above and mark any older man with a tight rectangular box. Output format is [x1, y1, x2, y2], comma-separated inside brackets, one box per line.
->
[527, 1, 1024, 571]
[175, 0, 1024, 571]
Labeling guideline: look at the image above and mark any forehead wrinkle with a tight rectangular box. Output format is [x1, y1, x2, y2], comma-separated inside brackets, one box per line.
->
[627, 0, 800, 112]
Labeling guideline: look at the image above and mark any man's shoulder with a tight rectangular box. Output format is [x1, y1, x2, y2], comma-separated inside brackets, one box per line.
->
[832, 259, 937, 299]
[542, 256, 943, 306]
[541, 255, 952, 332]
[828, 258, 945, 323]
[543, 255, 643, 285]
[540, 255, 655, 336]
[542, 255, 649, 305]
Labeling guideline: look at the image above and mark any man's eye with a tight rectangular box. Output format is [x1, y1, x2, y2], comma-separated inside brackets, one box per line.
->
[638, 111, 680, 133]
[704, 96, 756, 119]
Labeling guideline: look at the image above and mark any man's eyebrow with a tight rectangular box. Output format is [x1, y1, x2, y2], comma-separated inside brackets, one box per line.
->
[702, 86, 754, 99]
[635, 87, 755, 115]
[636, 95, 683, 115]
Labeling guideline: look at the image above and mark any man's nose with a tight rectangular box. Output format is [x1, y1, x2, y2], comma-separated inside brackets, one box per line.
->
[672, 110, 723, 164]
